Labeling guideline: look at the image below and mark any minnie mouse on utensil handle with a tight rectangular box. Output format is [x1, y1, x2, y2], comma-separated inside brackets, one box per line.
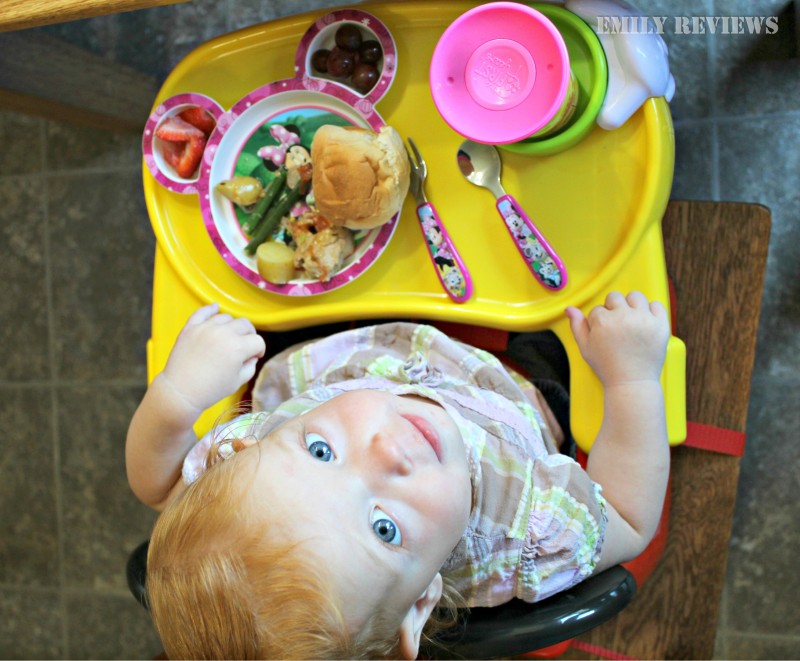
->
[496, 196, 567, 291]
[417, 203, 473, 303]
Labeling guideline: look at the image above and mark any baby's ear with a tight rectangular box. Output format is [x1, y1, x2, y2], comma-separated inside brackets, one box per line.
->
[398, 573, 444, 660]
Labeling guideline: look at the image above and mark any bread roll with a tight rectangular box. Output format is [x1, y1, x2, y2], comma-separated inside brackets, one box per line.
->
[311, 125, 410, 230]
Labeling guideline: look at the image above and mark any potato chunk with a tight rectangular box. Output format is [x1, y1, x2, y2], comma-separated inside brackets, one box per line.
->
[256, 241, 296, 284]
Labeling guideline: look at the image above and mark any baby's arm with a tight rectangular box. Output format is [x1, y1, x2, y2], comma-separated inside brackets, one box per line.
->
[565, 291, 671, 572]
[125, 303, 266, 510]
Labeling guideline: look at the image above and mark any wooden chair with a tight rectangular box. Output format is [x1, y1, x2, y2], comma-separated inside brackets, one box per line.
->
[557, 200, 771, 659]
[0, 1, 187, 31]
[126, 201, 770, 659]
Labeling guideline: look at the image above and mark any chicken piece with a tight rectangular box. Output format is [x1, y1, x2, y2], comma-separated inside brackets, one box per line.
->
[289, 211, 355, 282]
[285, 145, 313, 189]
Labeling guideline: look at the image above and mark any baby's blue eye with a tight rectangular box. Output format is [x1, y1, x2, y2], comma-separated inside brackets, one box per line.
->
[371, 509, 402, 546]
[305, 433, 333, 462]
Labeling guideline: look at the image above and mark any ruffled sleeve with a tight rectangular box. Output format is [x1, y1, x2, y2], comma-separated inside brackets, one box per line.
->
[181, 412, 268, 485]
[516, 455, 607, 602]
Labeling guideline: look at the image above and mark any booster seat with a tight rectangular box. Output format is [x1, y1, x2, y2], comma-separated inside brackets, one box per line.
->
[131, 2, 688, 656]
[127, 314, 672, 659]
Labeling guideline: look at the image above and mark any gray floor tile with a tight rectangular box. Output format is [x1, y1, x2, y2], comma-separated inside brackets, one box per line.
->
[717, 58, 800, 118]
[40, 4, 191, 83]
[726, 375, 800, 636]
[48, 171, 154, 382]
[0, 112, 44, 176]
[227, 0, 361, 32]
[65, 592, 161, 660]
[717, 115, 800, 379]
[59, 386, 156, 591]
[45, 121, 143, 172]
[723, 633, 800, 660]
[0, 176, 50, 381]
[636, 0, 715, 120]
[672, 120, 715, 199]
[710, 0, 800, 116]
[752, 261, 800, 381]
[152, 0, 230, 75]
[0, 388, 59, 587]
[0, 589, 64, 659]
[155, 0, 364, 76]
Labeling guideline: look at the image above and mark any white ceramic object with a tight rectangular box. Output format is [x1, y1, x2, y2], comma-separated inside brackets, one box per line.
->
[566, 0, 675, 130]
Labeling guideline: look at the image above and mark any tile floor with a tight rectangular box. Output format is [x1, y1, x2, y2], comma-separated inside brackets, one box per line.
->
[0, 0, 798, 658]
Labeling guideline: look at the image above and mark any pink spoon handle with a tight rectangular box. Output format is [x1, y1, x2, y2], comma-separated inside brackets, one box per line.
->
[496, 195, 567, 291]
[416, 203, 473, 303]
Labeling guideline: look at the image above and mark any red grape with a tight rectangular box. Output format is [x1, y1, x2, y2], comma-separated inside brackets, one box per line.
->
[359, 40, 382, 64]
[326, 46, 356, 77]
[351, 63, 379, 93]
[311, 48, 330, 73]
[335, 24, 362, 51]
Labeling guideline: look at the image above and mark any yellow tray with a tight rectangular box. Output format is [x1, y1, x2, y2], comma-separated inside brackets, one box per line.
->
[143, 1, 685, 450]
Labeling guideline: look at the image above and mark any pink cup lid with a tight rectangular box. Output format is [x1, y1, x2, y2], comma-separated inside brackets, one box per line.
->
[430, 2, 571, 144]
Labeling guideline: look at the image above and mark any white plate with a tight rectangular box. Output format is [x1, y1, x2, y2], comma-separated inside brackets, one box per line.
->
[197, 79, 398, 296]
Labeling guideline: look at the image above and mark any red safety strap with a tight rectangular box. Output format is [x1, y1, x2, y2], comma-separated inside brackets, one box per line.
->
[682, 421, 747, 457]
[569, 640, 639, 660]
[668, 278, 747, 458]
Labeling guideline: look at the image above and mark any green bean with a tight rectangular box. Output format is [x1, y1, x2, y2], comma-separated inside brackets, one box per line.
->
[244, 183, 305, 256]
[241, 170, 287, 235]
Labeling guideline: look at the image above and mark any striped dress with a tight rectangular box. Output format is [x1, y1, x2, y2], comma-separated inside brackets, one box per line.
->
[182, 322, 607, 606]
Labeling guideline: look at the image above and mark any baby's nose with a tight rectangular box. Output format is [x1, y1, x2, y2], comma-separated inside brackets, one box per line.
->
[369, 432, 412, 476]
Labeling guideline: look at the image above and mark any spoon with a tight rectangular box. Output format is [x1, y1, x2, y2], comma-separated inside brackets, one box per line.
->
[457, 140, 567, 291]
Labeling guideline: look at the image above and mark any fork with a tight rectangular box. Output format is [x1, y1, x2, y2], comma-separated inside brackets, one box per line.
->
[406, 138, 473, 303]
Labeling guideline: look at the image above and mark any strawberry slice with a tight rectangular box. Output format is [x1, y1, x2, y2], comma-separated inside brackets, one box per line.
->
[155, 117, 206, 178]
[174, 134, 206, 178]
[155, 116, 204, 142]
[160, 140, 184, 170]
[178, 107, 217, 137]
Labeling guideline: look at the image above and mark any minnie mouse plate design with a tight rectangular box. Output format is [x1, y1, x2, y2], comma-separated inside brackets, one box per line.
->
[199, 80, 396, 296]
[143, 9, 398, 296]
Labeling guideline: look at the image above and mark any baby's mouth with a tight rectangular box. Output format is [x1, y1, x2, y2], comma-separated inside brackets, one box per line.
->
[401, 414, 442, 463]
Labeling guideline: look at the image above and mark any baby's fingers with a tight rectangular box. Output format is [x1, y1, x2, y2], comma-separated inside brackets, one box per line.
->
[649, 299, 668, 320]
[246, 333, 266, 359]
[604, 291, 627, 309]
[565, 306, 590, 348]
[626, 291, 650, 309]
[239, 356, 261, 385]
[209, 312, 234, 325]
[625, 291, 668, 323]
[227, 316, 258, 336]
[185, 302, 220, 326]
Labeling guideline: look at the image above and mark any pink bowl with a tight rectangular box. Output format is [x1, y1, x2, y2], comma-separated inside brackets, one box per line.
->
[430, 2, 572, 144]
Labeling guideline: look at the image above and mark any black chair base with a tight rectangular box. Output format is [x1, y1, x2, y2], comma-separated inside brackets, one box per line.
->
[127, 539, 150, 611]
[430, 565, 636, 659]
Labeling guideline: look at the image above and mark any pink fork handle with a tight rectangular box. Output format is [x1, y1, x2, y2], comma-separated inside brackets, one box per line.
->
[416, 203, 473, 303]
[496, 195, 567, 291]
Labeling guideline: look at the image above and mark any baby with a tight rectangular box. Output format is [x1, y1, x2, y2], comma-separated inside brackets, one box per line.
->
[126, 291, 670, 659]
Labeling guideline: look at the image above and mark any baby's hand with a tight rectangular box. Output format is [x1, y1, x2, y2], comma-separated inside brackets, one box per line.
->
[566, 291, 670, 387]
[161, 303, 266, 414]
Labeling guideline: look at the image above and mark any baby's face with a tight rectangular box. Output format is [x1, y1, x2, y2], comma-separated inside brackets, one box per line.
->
[248, 390, 471, 629]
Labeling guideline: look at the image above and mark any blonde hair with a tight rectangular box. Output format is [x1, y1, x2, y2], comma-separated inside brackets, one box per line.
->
[146, 444, 463, 659]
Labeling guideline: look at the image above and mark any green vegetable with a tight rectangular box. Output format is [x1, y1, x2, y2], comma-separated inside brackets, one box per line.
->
[248, 162, 273, 186]
[241, 171, 287, 235]
[234, 152, 262, 177]
[244, 182, 306, 256]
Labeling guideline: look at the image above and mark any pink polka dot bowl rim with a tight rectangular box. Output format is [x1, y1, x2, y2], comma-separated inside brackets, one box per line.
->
[141, 9, 400, 296]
